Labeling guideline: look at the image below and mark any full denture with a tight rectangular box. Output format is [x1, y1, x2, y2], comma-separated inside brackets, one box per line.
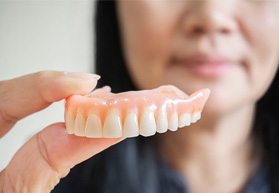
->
[64, 85, 210, 138]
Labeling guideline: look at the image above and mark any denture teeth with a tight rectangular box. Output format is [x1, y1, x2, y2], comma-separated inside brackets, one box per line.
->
[65, 109, 75, 134]
[65, 86, 210, 138]
[156, 109, 168, 133]
[191, 112, 201, 123]
[103, 109, 122, 138]
[123, 111, 139, 137]
[178, 113, 191, 128]
[85, 112, 102, 138]
[168, 111, 178, 131]
[140, 108, 157, 137]
[74, 110, 86, 136]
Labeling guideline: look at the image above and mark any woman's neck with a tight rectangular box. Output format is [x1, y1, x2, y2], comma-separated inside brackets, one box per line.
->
[159, 104, 259, 193]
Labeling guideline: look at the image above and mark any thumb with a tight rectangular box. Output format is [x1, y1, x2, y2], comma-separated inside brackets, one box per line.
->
[1, 123, 124, 193]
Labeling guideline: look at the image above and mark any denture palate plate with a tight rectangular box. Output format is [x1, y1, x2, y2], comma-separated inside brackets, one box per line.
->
[65, 85, 210, 138]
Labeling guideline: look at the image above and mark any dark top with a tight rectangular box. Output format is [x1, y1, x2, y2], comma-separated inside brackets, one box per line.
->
[52, 150, 271, 193]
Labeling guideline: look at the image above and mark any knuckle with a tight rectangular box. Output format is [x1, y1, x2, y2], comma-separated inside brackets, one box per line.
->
[36, 131, 70, 179]
[35, 70, 65, 84]
[35, 71, 56, 82]
[36, 133, 59, 174]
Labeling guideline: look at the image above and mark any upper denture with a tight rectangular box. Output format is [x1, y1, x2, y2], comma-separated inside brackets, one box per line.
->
[65, 85, 210, 138]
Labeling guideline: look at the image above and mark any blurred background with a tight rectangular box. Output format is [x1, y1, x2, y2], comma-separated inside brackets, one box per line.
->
[0, 0, 95, 170]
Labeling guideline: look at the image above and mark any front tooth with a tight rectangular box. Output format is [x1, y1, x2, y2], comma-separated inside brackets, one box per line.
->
[168, 111, 178, 131]
[123, 111, 139, 137]
[74, 110, 86, 136]
[103, 109, 122, 138]
[65, 108, 75, 134]
[140, 108, 156, 137]
[191, 112, 201, 123]
[156, 109, 168, 133]
[178, 113, 191, 128]
[85, 112, 102, 138]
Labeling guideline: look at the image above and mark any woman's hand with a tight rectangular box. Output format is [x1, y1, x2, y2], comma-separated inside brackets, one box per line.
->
[0, 71, 123, 193]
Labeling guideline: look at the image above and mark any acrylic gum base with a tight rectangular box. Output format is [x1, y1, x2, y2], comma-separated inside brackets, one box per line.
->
[65, 85, 210, 138]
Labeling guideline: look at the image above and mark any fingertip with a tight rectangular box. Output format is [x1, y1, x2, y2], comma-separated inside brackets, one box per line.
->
[66, 78, 98, 95]
[63, 72, 100, 95]
[63, 72, 100, 80]
[37, 71, 100, 102]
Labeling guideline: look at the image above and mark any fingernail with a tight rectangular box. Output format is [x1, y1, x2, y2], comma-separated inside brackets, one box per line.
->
[64, 72, 101, 80]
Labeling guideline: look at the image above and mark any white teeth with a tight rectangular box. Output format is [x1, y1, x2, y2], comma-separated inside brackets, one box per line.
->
[69, 108, 202, 138]
[140, 108, 156, 137]
[74, 110, 86, 136]
[156, 109, 168, 133]
[191, 112, 201, 123]
[178, 113, 191, 128]
[123, 111, 139, 137]
[168, 111, 178, 131]
[103, 109, 122, 138]
[85, 112, 102, 138]
[65, 109, 75, 134]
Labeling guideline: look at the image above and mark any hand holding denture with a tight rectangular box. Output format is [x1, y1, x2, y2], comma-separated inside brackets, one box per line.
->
[0, 71, 122, 193]
[0, 71, 209, 193]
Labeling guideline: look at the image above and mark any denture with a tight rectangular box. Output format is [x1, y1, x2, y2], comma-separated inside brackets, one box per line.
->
[65, 85, 210, 138]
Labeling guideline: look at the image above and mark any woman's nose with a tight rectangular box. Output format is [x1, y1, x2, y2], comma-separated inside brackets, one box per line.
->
[182, 1, 237, 37]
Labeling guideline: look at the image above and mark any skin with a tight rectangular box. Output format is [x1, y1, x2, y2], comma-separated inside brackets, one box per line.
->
[117, 0, 279, 193]
[0, 71, 123, 193]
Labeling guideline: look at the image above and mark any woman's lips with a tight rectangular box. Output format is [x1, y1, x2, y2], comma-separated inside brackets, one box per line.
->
[173, 55, 235, 78]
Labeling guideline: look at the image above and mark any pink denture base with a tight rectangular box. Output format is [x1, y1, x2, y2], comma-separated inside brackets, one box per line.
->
[65, 85, 210, 124]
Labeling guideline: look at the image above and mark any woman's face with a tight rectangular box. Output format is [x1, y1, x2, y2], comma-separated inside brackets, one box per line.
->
[117, 0, 279, 115]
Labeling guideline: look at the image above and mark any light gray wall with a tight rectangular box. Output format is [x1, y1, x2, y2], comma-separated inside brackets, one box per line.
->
[0, 0, 96, 170]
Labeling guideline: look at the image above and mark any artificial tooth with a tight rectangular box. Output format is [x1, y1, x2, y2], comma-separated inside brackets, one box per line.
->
[140, 108, 156, 137]
[123, 112, 139, 137]
[103, 109, 122, 138]
[85, 113, 102, 138]
[74, 110, 86, 136]
[178, 113, 191, 128]
[156, 109, 168, 133]
[168, 111, 178, 131]
[65, 109, 75, 134]
[191, 112, 201, 123]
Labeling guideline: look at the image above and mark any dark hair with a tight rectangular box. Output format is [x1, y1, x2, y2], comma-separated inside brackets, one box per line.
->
[94, 0, 279, 192]
[95, 1, 135, 93]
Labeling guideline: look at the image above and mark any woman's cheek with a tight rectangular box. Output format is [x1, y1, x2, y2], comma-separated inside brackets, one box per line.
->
[237, 2, 279, 101]
[123, 25, 171, 89]
[118, 0, 188, 83]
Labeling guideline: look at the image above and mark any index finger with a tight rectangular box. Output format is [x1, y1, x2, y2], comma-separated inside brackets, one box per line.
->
[0, 71, 100, 137]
